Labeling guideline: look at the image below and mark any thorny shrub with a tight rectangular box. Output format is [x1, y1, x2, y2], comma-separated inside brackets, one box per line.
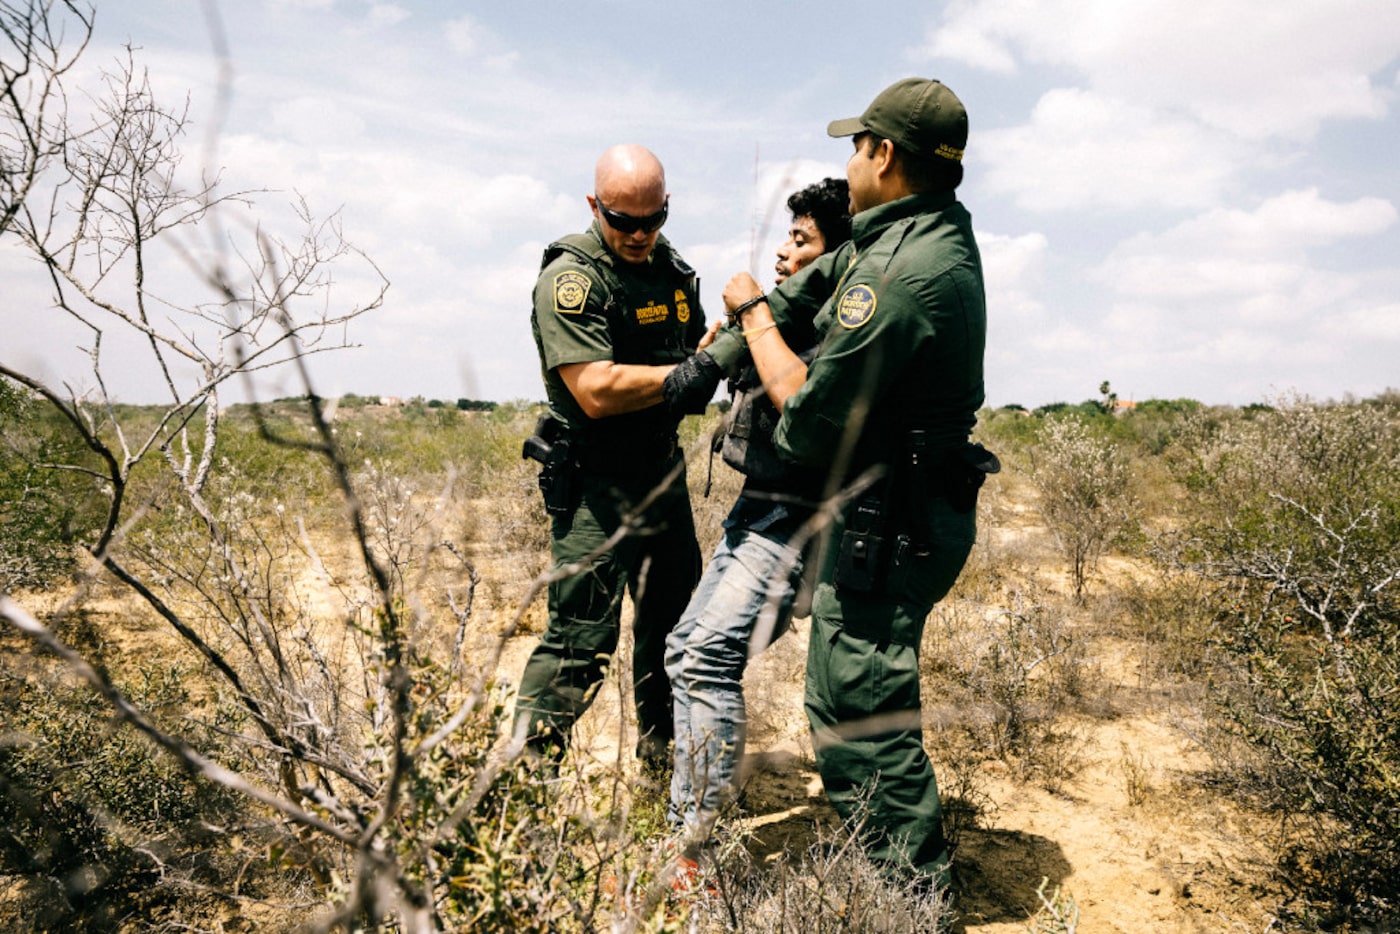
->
[1026, 878, 1080, 934]
[925, 587, 1090, 788]
[683, 804, 956, 934]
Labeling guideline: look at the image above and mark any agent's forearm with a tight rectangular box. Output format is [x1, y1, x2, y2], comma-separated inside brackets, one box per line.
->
[557, 360, 672, 418]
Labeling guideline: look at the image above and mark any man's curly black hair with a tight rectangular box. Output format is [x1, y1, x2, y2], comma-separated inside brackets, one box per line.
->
[786, 177, 851, 252]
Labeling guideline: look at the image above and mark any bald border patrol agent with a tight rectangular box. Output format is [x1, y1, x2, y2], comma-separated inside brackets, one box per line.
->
[515, 144, 724, 772]
[720, 79, 998, 887]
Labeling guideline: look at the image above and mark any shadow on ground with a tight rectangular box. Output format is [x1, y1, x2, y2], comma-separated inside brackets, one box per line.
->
[732, 750, 840, 862]
[732, 749, 1072, 930]
[954, 827, 1072, 927]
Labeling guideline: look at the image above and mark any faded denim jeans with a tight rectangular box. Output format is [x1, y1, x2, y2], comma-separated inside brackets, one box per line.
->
[665, 516, 806, 838]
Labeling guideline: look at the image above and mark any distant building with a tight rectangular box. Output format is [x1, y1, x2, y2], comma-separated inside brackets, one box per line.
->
[378, 396, 404, 407]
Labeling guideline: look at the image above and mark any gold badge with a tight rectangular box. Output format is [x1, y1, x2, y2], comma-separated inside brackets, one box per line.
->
[837, 284, 877, 329]
[675, 289, 691, 323]
[553, 270, 590, 314]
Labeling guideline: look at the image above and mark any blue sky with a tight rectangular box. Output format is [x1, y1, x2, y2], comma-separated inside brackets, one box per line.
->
[5, 0, 1400, 408]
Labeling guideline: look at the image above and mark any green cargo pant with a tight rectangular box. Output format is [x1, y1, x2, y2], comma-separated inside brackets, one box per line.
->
[804, 498, 975, 882]
[514, 453, 701, 766]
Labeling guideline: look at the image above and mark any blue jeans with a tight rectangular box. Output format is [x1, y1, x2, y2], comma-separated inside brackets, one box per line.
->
[665, 513, 806, 836]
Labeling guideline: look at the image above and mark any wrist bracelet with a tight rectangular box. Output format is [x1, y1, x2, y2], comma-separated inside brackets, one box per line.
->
[742, 322, 777, 338]
[729, 293, 767, 318]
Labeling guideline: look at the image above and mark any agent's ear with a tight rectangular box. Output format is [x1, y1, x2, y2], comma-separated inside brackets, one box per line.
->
[873, 138, 898, 179]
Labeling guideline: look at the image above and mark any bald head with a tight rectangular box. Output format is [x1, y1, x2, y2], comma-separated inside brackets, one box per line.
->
[594, 144, 666, 204]
[588, 144, 669, 264]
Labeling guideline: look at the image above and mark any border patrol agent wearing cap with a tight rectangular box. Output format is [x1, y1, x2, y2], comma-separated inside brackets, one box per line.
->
[718, 77, 993, 889]
[826, 76, 968, 165]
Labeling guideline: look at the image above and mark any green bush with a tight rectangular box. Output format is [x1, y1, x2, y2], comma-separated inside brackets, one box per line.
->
[1028, 417, 1137, 601]
[1174, 397, 1400, 923]
[0, 381, 107, 590]
[0, 656, 248, 925]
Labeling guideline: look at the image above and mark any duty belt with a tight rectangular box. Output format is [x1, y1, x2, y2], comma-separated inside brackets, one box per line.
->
[575, 430, 679, 477]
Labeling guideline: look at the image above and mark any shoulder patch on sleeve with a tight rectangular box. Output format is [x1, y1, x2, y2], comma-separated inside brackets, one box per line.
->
[553, 270, 591, 314]
[836, 283, 877, 329]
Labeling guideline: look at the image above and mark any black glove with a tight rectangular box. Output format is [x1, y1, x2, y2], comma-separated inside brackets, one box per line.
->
[662, 351, 723, 416]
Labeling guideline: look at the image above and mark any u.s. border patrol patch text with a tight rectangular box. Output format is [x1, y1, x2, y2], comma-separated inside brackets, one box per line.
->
[837, 284, 877, 329]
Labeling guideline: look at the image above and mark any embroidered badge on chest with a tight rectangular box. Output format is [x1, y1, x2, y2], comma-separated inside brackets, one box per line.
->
[674, 289, 691, 324]
[553, 270, 590, 314]
[635, 301, 670, 325]
[837, 284, 877, 329]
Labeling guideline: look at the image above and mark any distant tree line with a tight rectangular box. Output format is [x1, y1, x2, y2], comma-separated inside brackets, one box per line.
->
[287, 393, 501, 411]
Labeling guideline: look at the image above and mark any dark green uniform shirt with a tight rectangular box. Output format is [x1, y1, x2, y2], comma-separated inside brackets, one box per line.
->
[531, 222, 706, 455]
[769, 190, 986, 477]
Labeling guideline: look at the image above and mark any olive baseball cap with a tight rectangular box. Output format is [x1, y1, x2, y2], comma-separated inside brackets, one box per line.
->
[827, 78, 968, 162]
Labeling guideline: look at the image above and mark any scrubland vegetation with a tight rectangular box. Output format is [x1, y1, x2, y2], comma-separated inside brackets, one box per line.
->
[6, 6, 1399, 930]
[3, 384, 1399, 933]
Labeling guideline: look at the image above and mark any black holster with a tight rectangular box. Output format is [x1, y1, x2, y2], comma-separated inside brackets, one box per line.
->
[835, 492, 888, 593]
[522, 413, 578, 516]
[832, 435, 1000, 594]
[938, 440, 1001, 513]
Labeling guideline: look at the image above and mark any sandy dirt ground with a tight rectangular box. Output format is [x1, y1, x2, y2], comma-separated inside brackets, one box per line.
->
[5, 473, 1284, 933]
[493, 612, 1279, 934]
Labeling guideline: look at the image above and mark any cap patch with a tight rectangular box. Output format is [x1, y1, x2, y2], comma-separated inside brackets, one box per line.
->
[553, 270, 590, 314]
[837, 284, 877, 329]
[935, 143, 964, 162]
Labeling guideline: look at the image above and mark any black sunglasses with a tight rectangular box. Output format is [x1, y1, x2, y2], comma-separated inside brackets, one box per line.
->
[595, 196, 669, 234]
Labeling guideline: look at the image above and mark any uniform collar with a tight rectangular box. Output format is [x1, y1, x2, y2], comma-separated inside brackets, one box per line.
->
[850, 190, 957, 247]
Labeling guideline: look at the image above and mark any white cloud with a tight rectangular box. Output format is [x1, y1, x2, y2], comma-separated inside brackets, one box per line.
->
[270, 96, 367, 145]
[981, 185, 1400, 406]
[1096, 189, 1397, 300]
[367, 4, 409, 28]
[1101, 301, 1167, 341]
[752, 159, 844, 221]
[687, 235, 755, 295]
[443, 15, 518, 68]
[216, 132, 576, 246]
[1075, 189, 1397, 397]
[262, 0, 333, 10]
[977, 88, 1245, 212]
[980, 230, 1048, 322]
[1343, 303, 1400, 341]
[922, 8, 1018, 74]
[446, 17, 478, 56]
[924, 0, 1400, 140]
[1246, 188, 1398, 246]
[23, 1, 1398, 409]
